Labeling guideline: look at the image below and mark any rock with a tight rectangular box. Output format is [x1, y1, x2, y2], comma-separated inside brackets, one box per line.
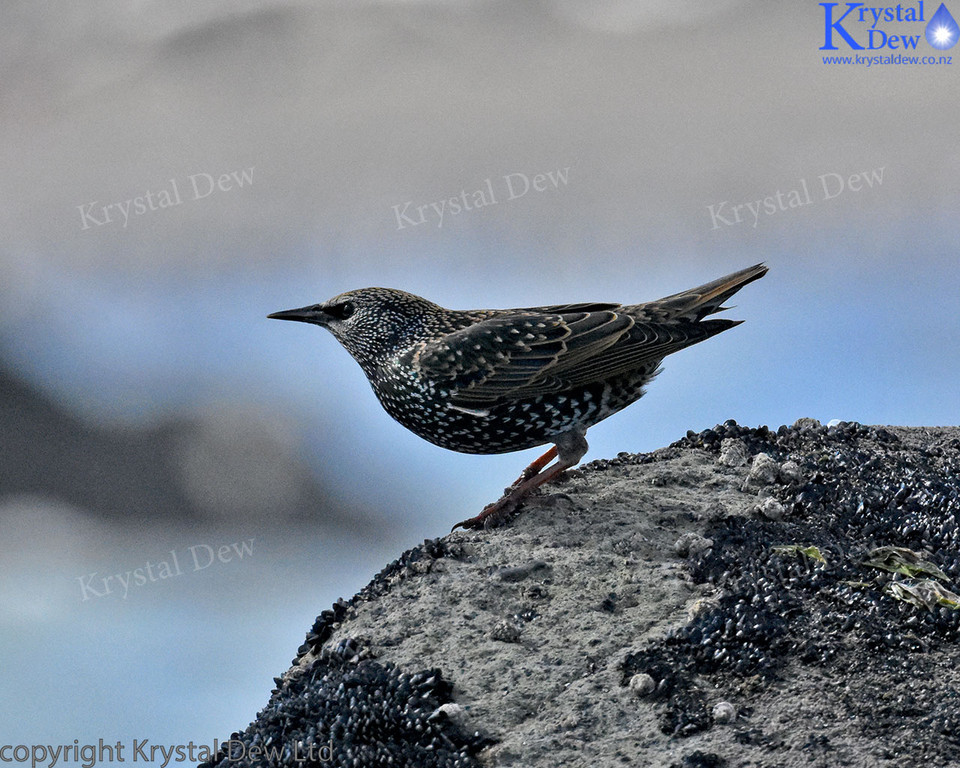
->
[746, 453, 780, 487]
[674, 532, 714, 558]
[779, 460, 803, 485]
[711, 701, 736, 724]
[718, 438, 748, 467]
[496, 560, 551, 582]
[208, 422, 960, 768]
[490, 620, 522, 643]
[434, 702, 468, 728]
[687, 597, 719, 621]
[755, 497, 785, 521]
[629, 673, 657, 696]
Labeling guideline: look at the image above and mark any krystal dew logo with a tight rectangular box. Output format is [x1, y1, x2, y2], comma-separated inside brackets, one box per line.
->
[820, 2, 959, 50]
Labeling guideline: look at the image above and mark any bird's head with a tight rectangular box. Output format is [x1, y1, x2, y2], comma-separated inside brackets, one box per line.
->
[268, 287, 444, 368]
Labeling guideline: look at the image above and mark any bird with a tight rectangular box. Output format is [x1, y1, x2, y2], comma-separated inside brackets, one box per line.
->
[268, 263, 767, 530]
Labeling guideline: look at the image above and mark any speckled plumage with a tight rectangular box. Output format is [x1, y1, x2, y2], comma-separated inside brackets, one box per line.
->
[269, 263, 767, 528]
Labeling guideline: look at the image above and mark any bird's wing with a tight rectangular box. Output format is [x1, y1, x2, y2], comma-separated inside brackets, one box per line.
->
[511, 301, 622, 313]
[413, 309, 728, 405]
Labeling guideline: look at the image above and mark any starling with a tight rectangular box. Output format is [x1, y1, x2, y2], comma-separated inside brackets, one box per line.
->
[269, 263, 767, 529]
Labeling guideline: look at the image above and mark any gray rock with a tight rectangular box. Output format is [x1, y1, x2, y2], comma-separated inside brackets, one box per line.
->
[490, 620, 522, 643]
[219, 423, 960, 768]
[712, 701, 736, 723]
[779, 460, 804, 485]
[434, 703, 468, 728]
[674, 531, 714, 558]
[756, 497, 785, 521]
[495, 560, 551, 582]
[718, 438, 749, 467]
[629, 673, 656, 697]
[744, 452, 780, 489]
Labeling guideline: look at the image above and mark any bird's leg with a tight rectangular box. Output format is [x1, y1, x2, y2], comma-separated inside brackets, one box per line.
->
[509, 446, 558, 487]
[453, 430, 587, 531]
[452, 461, 572, 530]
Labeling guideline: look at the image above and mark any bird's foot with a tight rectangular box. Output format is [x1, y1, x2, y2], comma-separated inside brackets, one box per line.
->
[451, 493, 523, 531]
[452, 435, 583, 532]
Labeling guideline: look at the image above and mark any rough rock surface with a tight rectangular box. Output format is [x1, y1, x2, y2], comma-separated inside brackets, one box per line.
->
[201, 420, 960, 767]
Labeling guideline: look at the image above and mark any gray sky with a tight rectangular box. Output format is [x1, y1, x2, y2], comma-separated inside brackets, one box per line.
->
[3, 0, 959, 514]
[2, 0, 959, 750]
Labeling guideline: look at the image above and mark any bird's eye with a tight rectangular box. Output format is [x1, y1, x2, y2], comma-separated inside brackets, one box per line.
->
[327, 301, 356, 320]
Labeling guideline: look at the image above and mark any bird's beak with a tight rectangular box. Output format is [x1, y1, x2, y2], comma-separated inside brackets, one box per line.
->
[267, 305, 327, 325]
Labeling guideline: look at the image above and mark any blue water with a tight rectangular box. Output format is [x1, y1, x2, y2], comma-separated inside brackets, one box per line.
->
[0, 505, 404, 748]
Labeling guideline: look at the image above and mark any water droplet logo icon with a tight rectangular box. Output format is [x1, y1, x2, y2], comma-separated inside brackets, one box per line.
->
[926, 3, 959, 49]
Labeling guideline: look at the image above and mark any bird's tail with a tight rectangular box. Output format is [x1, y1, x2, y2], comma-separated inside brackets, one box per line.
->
[641, 263, 768, 322]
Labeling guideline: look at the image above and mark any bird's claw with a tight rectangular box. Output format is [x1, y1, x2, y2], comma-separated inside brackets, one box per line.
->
[451, 496, 521, 531]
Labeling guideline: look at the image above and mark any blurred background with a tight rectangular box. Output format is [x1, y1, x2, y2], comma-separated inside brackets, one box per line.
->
[2, 0, 958, 753]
